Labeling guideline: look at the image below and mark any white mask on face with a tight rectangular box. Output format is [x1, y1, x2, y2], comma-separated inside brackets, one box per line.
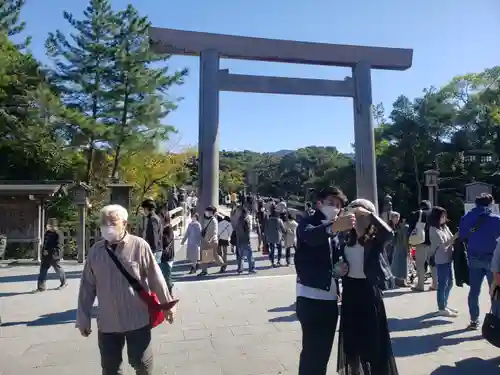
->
[320, 205, 340, 220]
[101, 225, 120, 242]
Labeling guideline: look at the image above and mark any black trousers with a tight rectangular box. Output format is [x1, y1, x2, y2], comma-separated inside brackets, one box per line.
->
[296, 296, 339, 375]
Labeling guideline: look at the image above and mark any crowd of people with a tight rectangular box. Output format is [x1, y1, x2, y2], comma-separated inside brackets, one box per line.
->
[293, 187, 500, 375]
[11, 185, 500, 375]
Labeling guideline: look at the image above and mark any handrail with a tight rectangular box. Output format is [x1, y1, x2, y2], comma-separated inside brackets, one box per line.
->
[61, 205, 189, 254]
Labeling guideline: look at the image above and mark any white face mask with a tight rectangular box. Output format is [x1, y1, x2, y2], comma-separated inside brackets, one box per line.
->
[320, 205, 340, 220]
[204, 211, 212, 218]
[101, 225, 120, 242]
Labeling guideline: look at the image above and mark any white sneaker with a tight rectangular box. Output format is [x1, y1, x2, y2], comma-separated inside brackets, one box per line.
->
[447, 307, 459, 314]
[437, 309, 458, 317]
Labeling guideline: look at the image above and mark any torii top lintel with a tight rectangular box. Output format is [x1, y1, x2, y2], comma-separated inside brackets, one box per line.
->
[149, 27, 413, 71]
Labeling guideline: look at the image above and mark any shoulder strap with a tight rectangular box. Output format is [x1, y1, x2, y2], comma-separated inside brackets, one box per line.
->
[202, 217, 216, 238]
[468, 214, 488, 237]
[219, 222, 230, 235]
[105, 242, 143, 293]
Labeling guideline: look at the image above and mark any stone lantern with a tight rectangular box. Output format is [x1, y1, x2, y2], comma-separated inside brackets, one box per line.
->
[424, 169, 439, 206]
[70, 182, 92, 263]
[108, 182, 133, 211]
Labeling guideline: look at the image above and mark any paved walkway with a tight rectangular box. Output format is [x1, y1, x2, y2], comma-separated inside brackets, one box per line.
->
[1, 260, 499, 375]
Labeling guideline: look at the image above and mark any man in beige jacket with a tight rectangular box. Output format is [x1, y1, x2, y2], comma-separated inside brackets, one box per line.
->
[198, 205, 225, 276]
[76, 204, 175, 375]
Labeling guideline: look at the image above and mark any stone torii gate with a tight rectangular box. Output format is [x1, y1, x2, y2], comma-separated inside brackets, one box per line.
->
[149, 28, 413, 211]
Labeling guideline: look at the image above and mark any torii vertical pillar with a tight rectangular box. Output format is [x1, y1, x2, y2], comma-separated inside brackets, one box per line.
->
[353, 61, 378, 210]
[198, 49, 220, 214]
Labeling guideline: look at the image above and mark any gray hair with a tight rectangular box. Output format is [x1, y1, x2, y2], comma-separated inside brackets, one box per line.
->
[100, 204, 128, 222]
[348, 198, 376, 213]
[390, 211, 400, 218]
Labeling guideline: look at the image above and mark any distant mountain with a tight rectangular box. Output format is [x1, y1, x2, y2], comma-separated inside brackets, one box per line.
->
[267, 149, 294, 157]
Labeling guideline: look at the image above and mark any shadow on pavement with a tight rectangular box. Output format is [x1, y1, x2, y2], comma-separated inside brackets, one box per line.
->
[1, 307, 97, 327]
[172, 254, 277, 282]
[269, 302, 296, 313]
[268, 302, 297, 323]
[269, 314, 297, 323]
[430, 356, 500, 375]
[388, 312, 452, 332]
[0, 270, 82, 283]
[0, 290, 37, 298]
[392, 327, 482, 357]
[383, 289, 413, 298]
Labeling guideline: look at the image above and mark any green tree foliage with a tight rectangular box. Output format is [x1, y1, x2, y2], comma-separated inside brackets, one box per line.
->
[45, 0, 187, 182]
[0, 34, 77, 180]
[45, 0, 116, 182]
[106, 5, 188, 178]
[217, 66, 499, 225]
[0, 0, 30, 47]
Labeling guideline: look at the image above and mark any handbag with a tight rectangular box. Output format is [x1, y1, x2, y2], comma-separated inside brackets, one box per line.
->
[409, 211, 426, 246]
[482, 287, 500, 348]
[105, 243, 177, 328]
[161, 241, 175, 263]
[200, 218, 217, 263]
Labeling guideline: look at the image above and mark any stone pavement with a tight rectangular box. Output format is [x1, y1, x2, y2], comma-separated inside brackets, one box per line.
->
[1, 262, 500, 375]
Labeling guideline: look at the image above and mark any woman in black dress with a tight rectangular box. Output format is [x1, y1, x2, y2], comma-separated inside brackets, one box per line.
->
[337, 198, 399, 375]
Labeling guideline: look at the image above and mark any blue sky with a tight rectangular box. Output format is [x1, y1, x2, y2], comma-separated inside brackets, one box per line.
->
[20, 0, 500, 153]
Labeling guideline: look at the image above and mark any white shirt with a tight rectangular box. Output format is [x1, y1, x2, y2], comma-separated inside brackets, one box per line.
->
[344, 244, 366, 279]
[218, 221, 233, 241]
[276, 202, 287, 213]
[296, 278, 338, 300]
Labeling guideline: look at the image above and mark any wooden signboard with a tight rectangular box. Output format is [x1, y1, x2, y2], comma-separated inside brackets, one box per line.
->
[0, 201, 37, 241]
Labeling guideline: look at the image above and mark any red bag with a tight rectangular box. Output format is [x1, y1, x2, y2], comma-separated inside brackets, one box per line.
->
[105, 243, 177, 328]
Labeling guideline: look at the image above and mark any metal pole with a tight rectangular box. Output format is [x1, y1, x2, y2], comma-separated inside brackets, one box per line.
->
[198, 49, 220, 215]
[352, 61, 378, 211]
[36, 201, 42, 262]
[77, 205, 86, 263]
[428, 186, 435, 207]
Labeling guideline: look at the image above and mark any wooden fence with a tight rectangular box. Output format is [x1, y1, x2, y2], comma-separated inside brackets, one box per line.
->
[61, 206, 188, 259]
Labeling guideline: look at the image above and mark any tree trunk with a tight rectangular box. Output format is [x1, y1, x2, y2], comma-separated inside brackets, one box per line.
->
[84, 143, 95, 183]
[110, 75, 129, 180]
[110, 144, 121, 180]
[412, 147, 422, 204]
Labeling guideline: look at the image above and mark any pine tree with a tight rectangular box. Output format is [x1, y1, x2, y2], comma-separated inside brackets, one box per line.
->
[0, 0, 30, 47]
[45, 0, 116, 183]
[106, 4, 188, 179]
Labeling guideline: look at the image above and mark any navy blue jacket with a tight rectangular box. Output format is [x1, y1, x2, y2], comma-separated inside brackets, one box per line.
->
[339, 214, 395, 290]
[295, 210, 338, 291]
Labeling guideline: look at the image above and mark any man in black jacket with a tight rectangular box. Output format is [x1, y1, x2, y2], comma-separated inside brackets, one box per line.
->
[294, 187, 355, 375]
[407, 200, 435, 291]
[141, 199, 163, 263]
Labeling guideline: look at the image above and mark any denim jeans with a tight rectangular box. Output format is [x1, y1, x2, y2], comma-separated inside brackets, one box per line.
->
[237, 243, 254, 272]
[436, 262, 453, 310]
[268, 242, 282, 264]
[159, 262, 174, 295]
[468, 257, 493, 322]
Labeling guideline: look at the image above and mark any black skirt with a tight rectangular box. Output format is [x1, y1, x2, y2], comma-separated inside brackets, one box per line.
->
[337, 277, 399, 375]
